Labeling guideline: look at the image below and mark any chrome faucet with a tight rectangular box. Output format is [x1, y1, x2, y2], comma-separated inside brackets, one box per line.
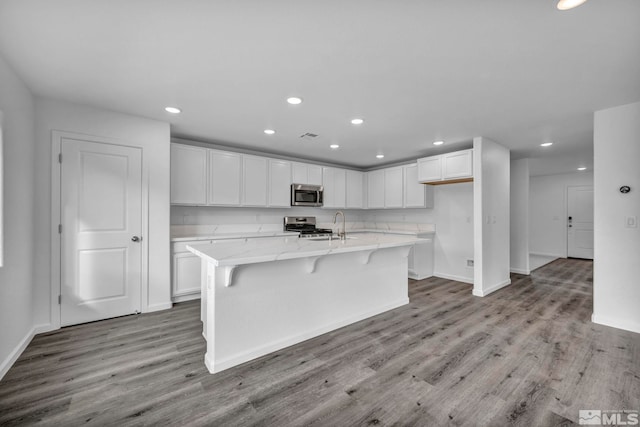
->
[333, 211, 346, 241]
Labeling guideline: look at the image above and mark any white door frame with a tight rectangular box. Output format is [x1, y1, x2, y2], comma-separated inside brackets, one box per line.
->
[50, 131, 149, 329]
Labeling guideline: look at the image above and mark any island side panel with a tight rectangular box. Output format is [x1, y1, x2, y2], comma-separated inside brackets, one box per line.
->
[204, 246, 411, 374]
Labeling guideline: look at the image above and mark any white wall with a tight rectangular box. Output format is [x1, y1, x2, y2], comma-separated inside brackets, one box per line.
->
[510, 159, 529, 274]
[430, 183, 474, 283]
[33, 98, 172, 328]
[473, 137, 511, 296]
[0, 54, 37, 378]
[529, 171, 594, 257]
[593, 101, 640, 333]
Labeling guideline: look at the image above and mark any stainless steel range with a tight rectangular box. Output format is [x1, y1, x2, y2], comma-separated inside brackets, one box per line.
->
[283, 216, 333, 238]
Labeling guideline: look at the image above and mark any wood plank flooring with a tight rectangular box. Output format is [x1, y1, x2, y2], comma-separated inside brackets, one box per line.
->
[1, 258, 638, 426]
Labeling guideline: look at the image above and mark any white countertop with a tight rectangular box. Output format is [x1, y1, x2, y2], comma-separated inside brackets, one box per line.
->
[172, 231, 296, 242]
[187, 233, 427, 267]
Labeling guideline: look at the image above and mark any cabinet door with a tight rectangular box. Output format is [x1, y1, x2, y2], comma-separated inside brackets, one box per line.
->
[208, 150, 241, 205]
[442, 149, 473, 179]
[170, 144, 207, 204]
[242, 155, 268, 206]
[346, 170, 364, 208]
[269, 159, 292, 207]
[384, 167, 404, 208]
[367, 170, 385, 208]
[292, 163, 307, 184]
[172, 252, 202, 297]
[308, 165, 323, 185]
[322, 167, 346, 208]
[403, 164, 426, 208]
[417, 156, 442, 183]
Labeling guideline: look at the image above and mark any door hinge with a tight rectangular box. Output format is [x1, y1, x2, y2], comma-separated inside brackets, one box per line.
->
[58, 224, 62, 234]
[58, 153, 62, 163]
[58, 295, 62, 305]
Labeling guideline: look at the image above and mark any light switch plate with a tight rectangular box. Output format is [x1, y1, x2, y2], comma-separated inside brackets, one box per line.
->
[625, 216, 637, 228]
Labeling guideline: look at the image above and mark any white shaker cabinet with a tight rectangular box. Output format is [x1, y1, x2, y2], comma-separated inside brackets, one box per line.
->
[417, 149, 473, 184]
[269, 159, 292, 207]
[208, 150, 242, 205]
[404, 164, 433, 208]
[384, 167, 404, 208]
[292, 163, 323, 185]
[171, 240, 206, 302]
[242, 155, 268, 207]
[367, 170, 385, 208]
[346, 170, 364, 209]
[170, 144, 208, 205]
[322, 167, 346, 208]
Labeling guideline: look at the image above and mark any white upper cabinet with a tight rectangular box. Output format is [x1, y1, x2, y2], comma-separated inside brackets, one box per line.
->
[345, 170, 364, 209]
[292, 163, 323, 186]
[242, 155, 268, 207]
[269, 159, 292, 207]
[417, 149, 473, 183]
[208, 149, 242, 206]
[384, 166, 404, 208]
[322, 167, 346, 208]
[170, 144, 208, 205]
[443, 149, 473, 179]
[404, 164, 433, 208]
[367, 169, 385, 209]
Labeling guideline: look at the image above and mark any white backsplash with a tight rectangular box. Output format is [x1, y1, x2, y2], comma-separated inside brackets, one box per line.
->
[171, 206, 435, 236]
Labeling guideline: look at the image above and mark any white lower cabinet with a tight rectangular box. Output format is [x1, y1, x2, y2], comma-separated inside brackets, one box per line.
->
[408, 237, 434, 280]
[171, 240, 208, 302]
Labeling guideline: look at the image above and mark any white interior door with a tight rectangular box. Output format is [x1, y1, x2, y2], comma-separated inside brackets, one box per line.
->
[60, 138, 142, 326]
[567, 186, 594, 259]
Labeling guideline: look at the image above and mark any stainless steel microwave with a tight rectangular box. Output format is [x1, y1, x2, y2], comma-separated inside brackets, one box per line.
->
[291, 184, 323, 207]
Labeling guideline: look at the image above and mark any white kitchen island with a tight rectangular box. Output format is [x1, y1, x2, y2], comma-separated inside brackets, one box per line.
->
[187, 233, 425, 374]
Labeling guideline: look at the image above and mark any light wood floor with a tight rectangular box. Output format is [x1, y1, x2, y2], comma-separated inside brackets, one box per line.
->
[1, 259, 638, 426]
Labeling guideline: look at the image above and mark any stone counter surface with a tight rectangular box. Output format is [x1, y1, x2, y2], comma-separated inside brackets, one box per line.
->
[187, 233, 427, 267]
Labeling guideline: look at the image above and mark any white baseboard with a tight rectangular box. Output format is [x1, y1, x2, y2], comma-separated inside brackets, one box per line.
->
[473, 278, 512, 297]
[510, 267, 530, 275]
[529, 252, 564, 258]
[592, 313, 640, 334]
[408, 272, 433, 280]
[145, 302, 173, 313]
[0, 323, 50, 381]
[172, 293, 201, 303]
[433, 272, 474, 285]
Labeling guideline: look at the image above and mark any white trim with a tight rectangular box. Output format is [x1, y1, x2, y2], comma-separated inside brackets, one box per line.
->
[50, 130, 150, 327]
[510, 268, 530, 275]
[172, 293, 200, 304]
[433, 272, 474, 285]
[592, 313, 640, 334]
[473, 278, 511, 297]
[529, 252, 565, 258]
[0, 324, 51, 380]
[146, 302, 173, 313]
[206, 298, 409, 374]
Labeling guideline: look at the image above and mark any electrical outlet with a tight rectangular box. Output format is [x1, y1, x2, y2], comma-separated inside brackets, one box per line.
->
[467, 259, 474, 267]
[626, 216, 637, 228]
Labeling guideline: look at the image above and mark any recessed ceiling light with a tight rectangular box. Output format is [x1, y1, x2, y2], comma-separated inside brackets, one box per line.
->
[287, 97, 303, 105]
[376, 154, 385, 159]
[540, 142, 553, 147]
[556, 0, 588, 10]
[433, 140, 444, 146]
[165, 106, 181, 114]
[330, 144, 340, 149]
[577, 167, 587, 171]
[351, 118, 364, 125]
[264, 129, 275, 135]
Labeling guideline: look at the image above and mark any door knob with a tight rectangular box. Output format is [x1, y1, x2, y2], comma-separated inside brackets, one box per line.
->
[131, 236, 141, 242]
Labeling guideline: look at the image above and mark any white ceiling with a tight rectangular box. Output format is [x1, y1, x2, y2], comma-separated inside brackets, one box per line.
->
[1, 1, 638, 172]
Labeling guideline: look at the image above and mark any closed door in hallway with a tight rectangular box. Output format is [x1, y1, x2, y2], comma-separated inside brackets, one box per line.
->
[567, 185, 594, 259]
[60, 138, 143, 326]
